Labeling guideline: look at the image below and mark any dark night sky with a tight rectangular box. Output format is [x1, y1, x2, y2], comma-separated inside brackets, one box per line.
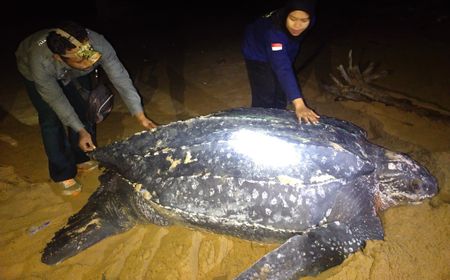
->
[6, 0, 449, 45]
[6, 0, 450, 42]
[3, 0, 450, 84]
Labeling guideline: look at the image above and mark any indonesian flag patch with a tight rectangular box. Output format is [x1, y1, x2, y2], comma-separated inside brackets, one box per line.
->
[271, 43, 283, 51]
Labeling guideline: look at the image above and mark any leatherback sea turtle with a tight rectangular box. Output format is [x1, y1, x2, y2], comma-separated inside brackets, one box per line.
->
[41, 107, 438, 279]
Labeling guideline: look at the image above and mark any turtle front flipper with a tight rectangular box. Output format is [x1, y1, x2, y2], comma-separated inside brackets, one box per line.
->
[235, 216, 383, 280]
[42, 171, 170, 265]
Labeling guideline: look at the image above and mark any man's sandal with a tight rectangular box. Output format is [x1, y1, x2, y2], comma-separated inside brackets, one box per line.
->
[59, 179, 82, 196]
[77, 161, 98, 173]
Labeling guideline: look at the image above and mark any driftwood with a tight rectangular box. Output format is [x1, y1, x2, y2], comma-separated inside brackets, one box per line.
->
[323, 50, 450, 123]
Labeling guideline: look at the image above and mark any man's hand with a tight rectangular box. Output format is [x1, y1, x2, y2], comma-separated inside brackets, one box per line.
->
[78, 128, 96, 152]
[292, 98, 320, 124]
[135, 112, 157, 129]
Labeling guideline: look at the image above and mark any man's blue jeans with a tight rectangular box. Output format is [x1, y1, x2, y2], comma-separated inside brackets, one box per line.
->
[23, 75, 96, 182]
[245, 59, 287, 109]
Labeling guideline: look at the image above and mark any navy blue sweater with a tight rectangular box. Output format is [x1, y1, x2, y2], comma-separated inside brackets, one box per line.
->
[242, 16, 305, 101]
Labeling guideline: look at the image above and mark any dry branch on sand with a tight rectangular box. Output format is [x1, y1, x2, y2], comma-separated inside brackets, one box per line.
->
[322, 50, 450, 123]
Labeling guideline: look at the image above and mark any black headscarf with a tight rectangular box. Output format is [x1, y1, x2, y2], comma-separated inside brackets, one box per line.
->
[271, 0, 317, 40]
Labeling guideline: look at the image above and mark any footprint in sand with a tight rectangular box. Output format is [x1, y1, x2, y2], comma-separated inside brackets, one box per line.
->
[0, 134, 18, 147]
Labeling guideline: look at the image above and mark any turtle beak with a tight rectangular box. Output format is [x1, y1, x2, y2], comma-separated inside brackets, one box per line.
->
[415, 171, 438, 199]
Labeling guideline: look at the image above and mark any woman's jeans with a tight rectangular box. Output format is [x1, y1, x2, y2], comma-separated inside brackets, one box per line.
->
[23, 75, 96, 182]
[245, 59, 287, 109]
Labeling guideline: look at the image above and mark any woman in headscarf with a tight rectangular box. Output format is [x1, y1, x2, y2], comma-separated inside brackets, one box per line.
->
[242, 0, 320, 124]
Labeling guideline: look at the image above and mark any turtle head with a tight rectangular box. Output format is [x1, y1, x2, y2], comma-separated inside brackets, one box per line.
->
[376, 150, 438, 210]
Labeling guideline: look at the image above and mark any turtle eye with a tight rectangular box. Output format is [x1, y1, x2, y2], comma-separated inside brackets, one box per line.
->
[411, 179, 422, 192]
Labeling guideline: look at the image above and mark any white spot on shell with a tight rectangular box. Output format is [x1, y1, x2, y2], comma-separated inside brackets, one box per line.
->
[166, 155, 181, 171]
[133, 183, 142, 192]
[289, 194, 297, 203]
[156, 140, 163, 147]
[141, 190, 151, 200]
[252, 189, 259, 199]
[277, 175, 303, 187]
[330, 142, 345, 152]
[184, 151, 197, 164]
[310, 174, 335, 184]
[262, 191, 268, 200]
[227, 189, 233, 197]
[317, 187, 326, 198]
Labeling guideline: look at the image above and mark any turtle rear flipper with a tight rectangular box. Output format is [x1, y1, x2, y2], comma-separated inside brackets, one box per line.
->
[42, 171, 169, 265]
[235, 215, 383, 280]
[41, 205, 129, 265]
